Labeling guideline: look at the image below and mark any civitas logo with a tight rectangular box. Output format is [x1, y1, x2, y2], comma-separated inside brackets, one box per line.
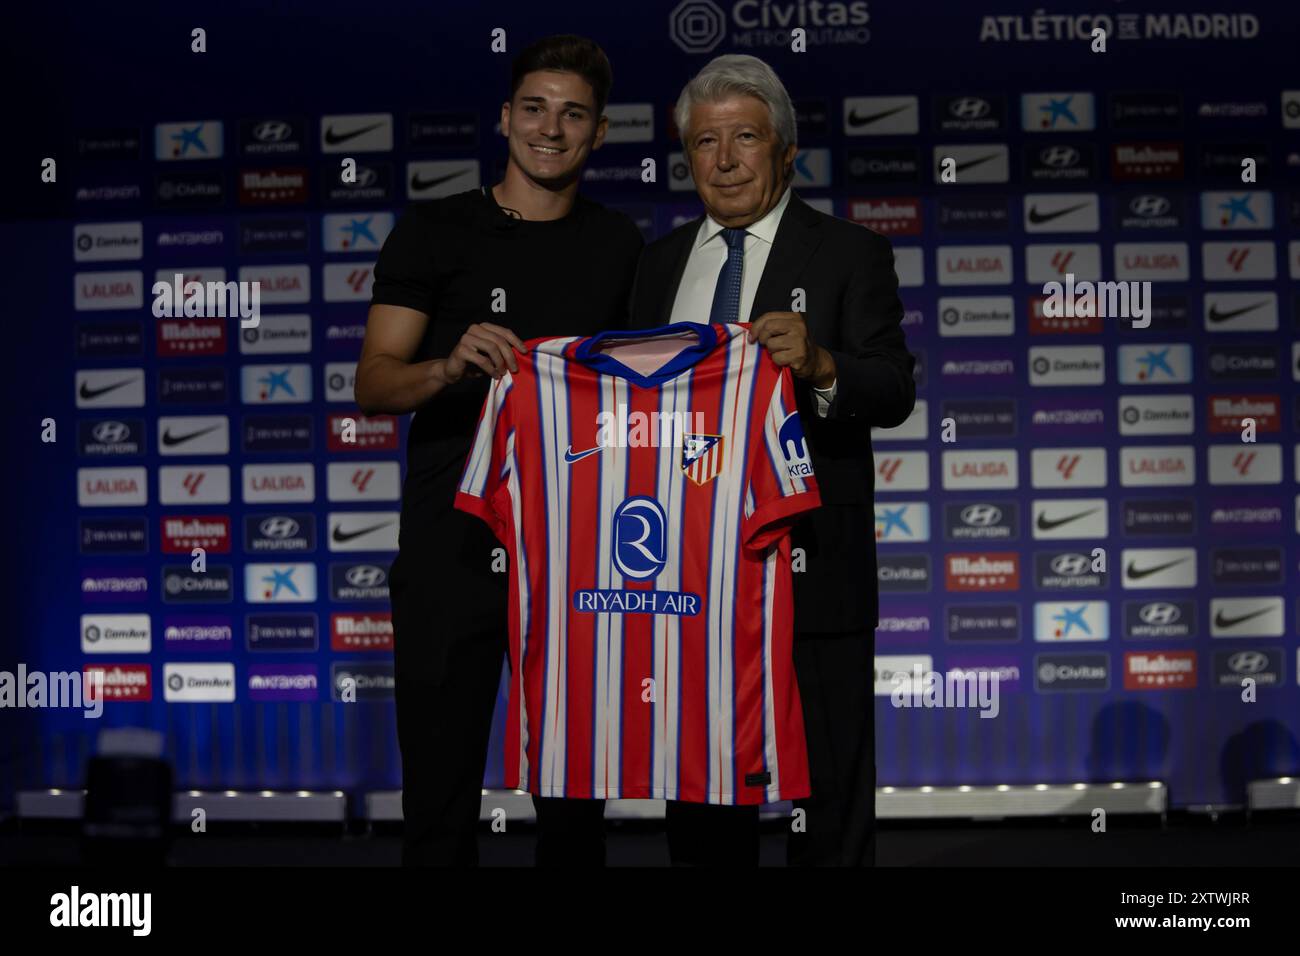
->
[0, 665, 104, 719]
[668, 1, 726, 53]
[151, 273, 260, 329]
[49, 885, 151, 935]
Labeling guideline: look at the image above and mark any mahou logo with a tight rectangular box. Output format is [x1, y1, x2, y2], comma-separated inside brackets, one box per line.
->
[1124, 651, 1197, 690]
[84, 663, 152, 701]
[162, 515, 231, 553]
[157, 318, 227, 356]
[327, 413, 398, 451]
[1207, 394, 1280, 433]
[945, 553, 1020, 591]
[330, 612, 394, 651]
[848, 197, 922, 235]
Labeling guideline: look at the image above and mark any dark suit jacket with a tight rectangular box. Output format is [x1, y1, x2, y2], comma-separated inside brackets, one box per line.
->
[630, 191, 916, 633]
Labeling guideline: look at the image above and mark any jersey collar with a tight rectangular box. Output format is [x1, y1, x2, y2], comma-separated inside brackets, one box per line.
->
[574, 322, 723, 388]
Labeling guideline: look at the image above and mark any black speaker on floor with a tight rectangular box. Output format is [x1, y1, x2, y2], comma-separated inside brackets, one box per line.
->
[81, 756, 173, 867]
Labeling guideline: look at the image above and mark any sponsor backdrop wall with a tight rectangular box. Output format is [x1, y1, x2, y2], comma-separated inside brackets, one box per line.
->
[3, 0, 1299, 811]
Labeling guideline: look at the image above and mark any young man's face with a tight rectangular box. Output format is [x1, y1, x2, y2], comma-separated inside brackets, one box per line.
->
[501, 70, 607, 188]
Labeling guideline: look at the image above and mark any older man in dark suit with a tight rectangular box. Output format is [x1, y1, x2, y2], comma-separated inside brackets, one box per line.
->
[631, 54, 915, 866]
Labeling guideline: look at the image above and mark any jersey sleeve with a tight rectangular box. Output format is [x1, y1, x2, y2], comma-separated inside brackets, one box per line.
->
[741, 366, 822, 551]
[453, 374, 516, 546]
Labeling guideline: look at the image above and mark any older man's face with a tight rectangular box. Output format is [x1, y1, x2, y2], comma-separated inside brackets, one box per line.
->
[685, 95, 796, 228]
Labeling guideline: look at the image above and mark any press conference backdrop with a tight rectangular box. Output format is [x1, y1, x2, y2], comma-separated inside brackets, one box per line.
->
[3, 0, 1299, 812]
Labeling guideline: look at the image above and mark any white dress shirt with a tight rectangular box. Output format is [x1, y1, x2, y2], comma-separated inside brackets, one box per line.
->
[667, 187, 836, 416]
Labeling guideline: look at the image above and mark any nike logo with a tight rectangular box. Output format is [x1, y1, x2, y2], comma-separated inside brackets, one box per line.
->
[323, 122, 385, 145]
[1125, 558, 1189, 581]
[161, 424, 221, 447]
[847, 104, 912, 128]
[564, 445, 601, 464]
[79, 378, 135, 400]
[1207, 300, 1267, 323]
[1027, 201, 1090, 224]
[332, 522, 393, 543]
[1036, 507, 1100, 532]
[1213, 607, 1273, 630]
[410, 169, 470, 191]
[954, 153, 999, 173]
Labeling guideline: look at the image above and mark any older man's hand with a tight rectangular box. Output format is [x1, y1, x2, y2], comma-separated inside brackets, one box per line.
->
[747, 312, 836, 388]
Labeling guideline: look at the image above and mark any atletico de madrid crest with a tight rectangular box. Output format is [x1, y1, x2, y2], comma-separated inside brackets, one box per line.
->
[681, 433, 724, 485]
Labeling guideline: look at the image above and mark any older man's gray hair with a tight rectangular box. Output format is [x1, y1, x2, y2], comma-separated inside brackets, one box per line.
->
[674, 54, 798, 151]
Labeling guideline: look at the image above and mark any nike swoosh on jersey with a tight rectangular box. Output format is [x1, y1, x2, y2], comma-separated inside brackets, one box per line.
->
[324, 122, 385, 145]
[162, 425, 221, 446]
[1213, 607, 1273, 629]
[564, 445, 602, 464]
[1027, 201, 1090, 224]
[332, 522, 392, 542]
[1206, 301, 1267, 323]
[79, 379, 135, 400]
[1124, 558, 1189, 581]
[848, 104, 912, 127]
[1036, 508, 1099, 531]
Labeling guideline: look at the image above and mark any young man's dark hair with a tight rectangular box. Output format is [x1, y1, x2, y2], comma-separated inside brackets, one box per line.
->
[510, 34, 613, 115]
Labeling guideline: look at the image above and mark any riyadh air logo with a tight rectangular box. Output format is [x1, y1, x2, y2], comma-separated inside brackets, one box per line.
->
[573, 500, 702, 616]
[778, 412, 814, 480]
[669, 1, 726, 53]
[681, 434, 724, 486]
[612, 497, 667, 580]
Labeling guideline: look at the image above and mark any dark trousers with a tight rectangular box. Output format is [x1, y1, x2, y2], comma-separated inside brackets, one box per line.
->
[390, 546, 507, 866]
[530, 631, 877, 867]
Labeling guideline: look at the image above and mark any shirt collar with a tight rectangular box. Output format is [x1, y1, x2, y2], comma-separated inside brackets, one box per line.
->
[696, 186, 792, 250]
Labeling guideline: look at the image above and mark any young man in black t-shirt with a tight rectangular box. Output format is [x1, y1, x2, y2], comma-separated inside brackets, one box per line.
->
[356, 35, 643, 865]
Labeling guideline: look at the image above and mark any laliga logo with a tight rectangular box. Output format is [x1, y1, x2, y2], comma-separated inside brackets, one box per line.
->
[669, 0, 727, 53]
[613, 496, 667, 580]
[778, 412, 813, 479]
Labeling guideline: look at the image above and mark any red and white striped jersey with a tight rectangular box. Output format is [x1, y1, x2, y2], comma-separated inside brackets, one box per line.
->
[455, 322, 820, 804]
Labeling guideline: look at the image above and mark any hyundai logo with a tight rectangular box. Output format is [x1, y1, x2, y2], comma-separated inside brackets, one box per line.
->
[253, 120, 292, 143]
[91, 420, 130, 443]
[1139, 602, 1180, 625]
[950, 97, 991, 119]
[1130, 195, 1170, 217]
[1040, 146, 1080, 168]
[960, 504, 1002, 527]
[345, 565, 386, 587]
[1050, 553, 1089, 576]
[259, 516, 300, 539]
[1227, 651, 1267, 673]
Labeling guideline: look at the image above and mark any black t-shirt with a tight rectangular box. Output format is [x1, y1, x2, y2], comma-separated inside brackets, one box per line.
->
[369, 186, 643, 560]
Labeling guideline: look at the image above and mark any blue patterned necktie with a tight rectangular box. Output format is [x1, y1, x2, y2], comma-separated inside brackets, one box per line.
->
[707, 227, 747, 324]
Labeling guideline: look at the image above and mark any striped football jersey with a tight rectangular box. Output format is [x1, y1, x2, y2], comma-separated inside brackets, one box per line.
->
[455, 321, 820, 804]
